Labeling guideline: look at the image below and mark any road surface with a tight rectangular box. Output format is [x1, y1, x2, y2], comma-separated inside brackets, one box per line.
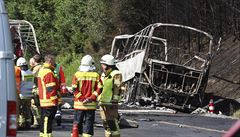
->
[17, 108, 237, 137]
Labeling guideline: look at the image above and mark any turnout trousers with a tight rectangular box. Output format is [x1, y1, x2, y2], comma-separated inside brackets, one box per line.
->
[73, 110, 95, 137]
[39, 106, 57, 137]
[100, 105, 120, 137]
[31, 90, 41, 126]
[18, 98, 32, 128]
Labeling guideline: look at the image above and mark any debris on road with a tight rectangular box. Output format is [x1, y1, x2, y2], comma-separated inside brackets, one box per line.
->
[201, 113, 238, 119]
[155, 107, 177, 114]
[118, 108, 176, 115]
[119, 117, 139, 128]
[191, 108, 207, 114]
[94, 118, 139, 129]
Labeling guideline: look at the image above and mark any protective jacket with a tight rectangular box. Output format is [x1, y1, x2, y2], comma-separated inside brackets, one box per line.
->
[31, 63, 42, 76]
[72, 71, 102, 110]
[38, 63, 58, 107]
[15, 66, 21, 94]
[98, 70, 122, 105]
[31, 63, 42, 92]
[54, 64, 68, 105]
[54, 64, 67, 94]
[20, 69, 34, 98]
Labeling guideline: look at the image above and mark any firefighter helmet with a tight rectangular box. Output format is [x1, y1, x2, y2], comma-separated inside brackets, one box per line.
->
[81, 55, 94, 66]
[16, 57, 27, 66]
[100, 54, 115, 65]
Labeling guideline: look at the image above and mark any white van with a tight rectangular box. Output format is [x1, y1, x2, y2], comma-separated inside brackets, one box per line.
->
[0, 0, 17, 137]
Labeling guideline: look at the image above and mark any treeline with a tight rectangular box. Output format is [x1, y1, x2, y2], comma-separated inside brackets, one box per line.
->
[6, 0, 240, 56]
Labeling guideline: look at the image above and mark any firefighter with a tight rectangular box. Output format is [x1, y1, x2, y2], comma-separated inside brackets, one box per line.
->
[38, 54, 58, 137]
[71, 55, 102, 137]
[16, 57, 34, 129]
[98, 54, 122, 137]
[53, 57, 68, 126]
[29, 54, 42, 128]
[14, 56, 21, 129]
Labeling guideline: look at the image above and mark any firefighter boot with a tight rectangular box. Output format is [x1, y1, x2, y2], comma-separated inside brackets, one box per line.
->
[55, 110, 62, 126]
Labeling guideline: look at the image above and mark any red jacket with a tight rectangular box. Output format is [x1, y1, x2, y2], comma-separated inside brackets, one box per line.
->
[54, 64, 67, 94]
[15, 66, 21, 94]
[38, 63, 58, 107]
[72, 71, 102, 110]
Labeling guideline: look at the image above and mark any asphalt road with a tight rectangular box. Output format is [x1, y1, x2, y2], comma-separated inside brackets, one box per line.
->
[17, 108, 237, 137]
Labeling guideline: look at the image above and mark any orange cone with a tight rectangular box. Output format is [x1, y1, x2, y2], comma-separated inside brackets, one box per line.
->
[71, 123, 79, 137]
[208, 96, 214, 113]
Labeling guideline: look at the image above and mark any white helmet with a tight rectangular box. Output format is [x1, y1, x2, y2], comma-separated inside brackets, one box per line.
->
[81, 55, 94, 66]
[100, 54, 115, 65]
[16, 57, 27, 66]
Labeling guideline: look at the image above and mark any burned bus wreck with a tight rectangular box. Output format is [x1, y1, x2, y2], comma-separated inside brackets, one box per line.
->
[111, 23, 221, 110]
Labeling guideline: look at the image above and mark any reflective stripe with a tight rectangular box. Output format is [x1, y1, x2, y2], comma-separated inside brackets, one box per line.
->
[92, 91, 99, 97]
[77, 77, 97, 81]
[75, 72, 99, 78]
[75, 92, 82, 98]
[46, 82, 56, 87]
[40, 133, 52, 137]
[82, 133, 92, 137]
[105, 129, 112, 137]
[40, 102, 56, 107]
[41, 78, 47, 99]
[44, 116, 48, 134]
[40, 132, 44, 137]
[74, 101, 97, 110]
[50, 95, 58, 100]
[40, 96, 58, 107]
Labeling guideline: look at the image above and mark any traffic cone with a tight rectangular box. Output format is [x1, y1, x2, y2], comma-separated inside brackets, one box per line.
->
[71, 123, 79, 137]
[208, 96, 214, 114]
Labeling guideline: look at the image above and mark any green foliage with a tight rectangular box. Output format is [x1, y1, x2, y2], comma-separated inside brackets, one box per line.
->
[55, 53, 102, 86]
[5, 0, 114, 55]
[53, 0, 87, 54]
[83, 0, 109, 42]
